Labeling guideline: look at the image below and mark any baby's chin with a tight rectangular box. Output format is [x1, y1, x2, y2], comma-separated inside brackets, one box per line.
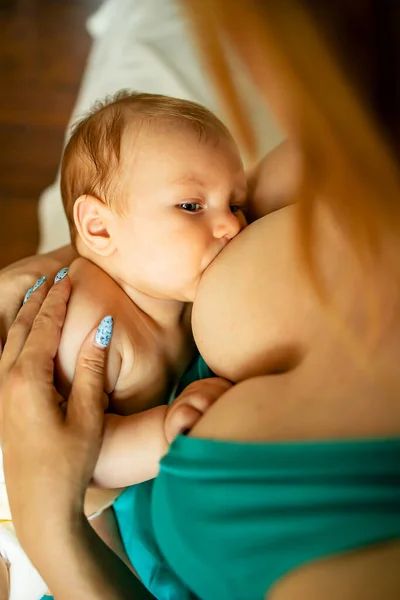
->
[181, 276, 202, 303]
[160, 272, 204, 303]
[181, 284, 198, 304]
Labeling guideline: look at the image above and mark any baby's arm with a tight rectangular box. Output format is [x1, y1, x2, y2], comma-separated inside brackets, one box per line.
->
[93, 377, 233, 489]
[92, 406, 169, 488]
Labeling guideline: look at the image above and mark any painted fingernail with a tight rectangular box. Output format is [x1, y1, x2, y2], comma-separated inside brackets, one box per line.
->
[23, 276, 47, 304]
[95, 316, 113, 348]
[23, 287, 34, 305]
[54, 267, 69, 283]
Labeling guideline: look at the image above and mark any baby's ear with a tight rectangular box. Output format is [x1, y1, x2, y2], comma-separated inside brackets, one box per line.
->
[73, 195, 116, 257]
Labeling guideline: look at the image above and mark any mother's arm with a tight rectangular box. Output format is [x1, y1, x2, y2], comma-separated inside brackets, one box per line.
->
[246, 140, 300, 221]
[0, 275, 154, 600]
[44, 515, 155, 600]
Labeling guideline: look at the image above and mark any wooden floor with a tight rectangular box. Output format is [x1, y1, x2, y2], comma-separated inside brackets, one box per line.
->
[0, 0, 102, 269]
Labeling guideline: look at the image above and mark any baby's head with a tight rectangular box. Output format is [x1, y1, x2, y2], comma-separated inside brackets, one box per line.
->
[61, 91, 247, 301]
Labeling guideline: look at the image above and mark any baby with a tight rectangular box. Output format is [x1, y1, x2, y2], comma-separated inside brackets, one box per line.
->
[60, 91, 246, 489]
[0, 91, 247, 599]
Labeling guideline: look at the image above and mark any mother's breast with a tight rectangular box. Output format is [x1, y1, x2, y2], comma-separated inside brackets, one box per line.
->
[192, 206, 319, 382]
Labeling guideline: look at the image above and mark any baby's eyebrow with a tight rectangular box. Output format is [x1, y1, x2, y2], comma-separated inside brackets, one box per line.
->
[231, 185, 248, 199]
[173, 174, 206, 187]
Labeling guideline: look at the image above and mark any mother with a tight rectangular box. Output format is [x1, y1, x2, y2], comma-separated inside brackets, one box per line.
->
[1, 1, 400, 599]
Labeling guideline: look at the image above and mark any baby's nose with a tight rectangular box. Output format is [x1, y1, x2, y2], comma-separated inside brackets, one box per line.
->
[213, 211, 242, 240]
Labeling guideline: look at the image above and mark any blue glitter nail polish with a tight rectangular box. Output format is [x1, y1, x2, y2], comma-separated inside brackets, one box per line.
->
[23, 276, 47, 304]
[95, 316, 113, 348]
[32, 275, 47, 290]
[23, 286, 34, 305]
[54, 266, 69, 283]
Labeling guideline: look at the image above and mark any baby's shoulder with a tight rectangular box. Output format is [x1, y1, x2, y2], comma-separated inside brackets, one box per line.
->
[67, 257, 166, 353]
[69, 257, 120, 298]
[66, 258, 122, 330]
[57, 258, 134, 392]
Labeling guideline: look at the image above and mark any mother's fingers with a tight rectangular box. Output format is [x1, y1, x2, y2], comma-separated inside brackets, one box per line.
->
[0, 276, 50, 374]
[20, 276, 72, 369]
[67, 316, 113, 433]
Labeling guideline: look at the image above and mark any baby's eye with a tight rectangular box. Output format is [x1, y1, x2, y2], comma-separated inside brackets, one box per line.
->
[230, 205, 243, 214]
[179, 202, 203, 212]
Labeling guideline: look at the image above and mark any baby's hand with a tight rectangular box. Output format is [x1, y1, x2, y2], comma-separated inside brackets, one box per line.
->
[164, 377, 232, 443]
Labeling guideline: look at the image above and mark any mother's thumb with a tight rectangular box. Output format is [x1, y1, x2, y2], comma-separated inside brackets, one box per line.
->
[67, 316, 113, 429]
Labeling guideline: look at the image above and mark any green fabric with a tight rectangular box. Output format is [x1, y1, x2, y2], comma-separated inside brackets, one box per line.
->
[152, 435, 400, 599]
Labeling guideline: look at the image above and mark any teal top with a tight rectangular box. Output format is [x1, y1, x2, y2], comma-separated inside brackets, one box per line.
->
[152, 435, 400, 599]
[41, 354, 400, 600]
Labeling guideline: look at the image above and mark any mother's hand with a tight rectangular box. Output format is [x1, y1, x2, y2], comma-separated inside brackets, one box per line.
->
[0, 275, 110, 563]
[0, 244, 77, 355]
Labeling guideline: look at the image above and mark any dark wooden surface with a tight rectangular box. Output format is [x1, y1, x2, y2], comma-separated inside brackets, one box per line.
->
[0, 0, 102, 268]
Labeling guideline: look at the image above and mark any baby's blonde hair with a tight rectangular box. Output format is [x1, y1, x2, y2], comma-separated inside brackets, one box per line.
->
[60, 90, 232, 242]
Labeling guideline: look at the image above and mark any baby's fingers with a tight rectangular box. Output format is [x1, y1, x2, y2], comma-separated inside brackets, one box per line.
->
[165, 403, 203, 443]
[165, 378, 233, 443]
